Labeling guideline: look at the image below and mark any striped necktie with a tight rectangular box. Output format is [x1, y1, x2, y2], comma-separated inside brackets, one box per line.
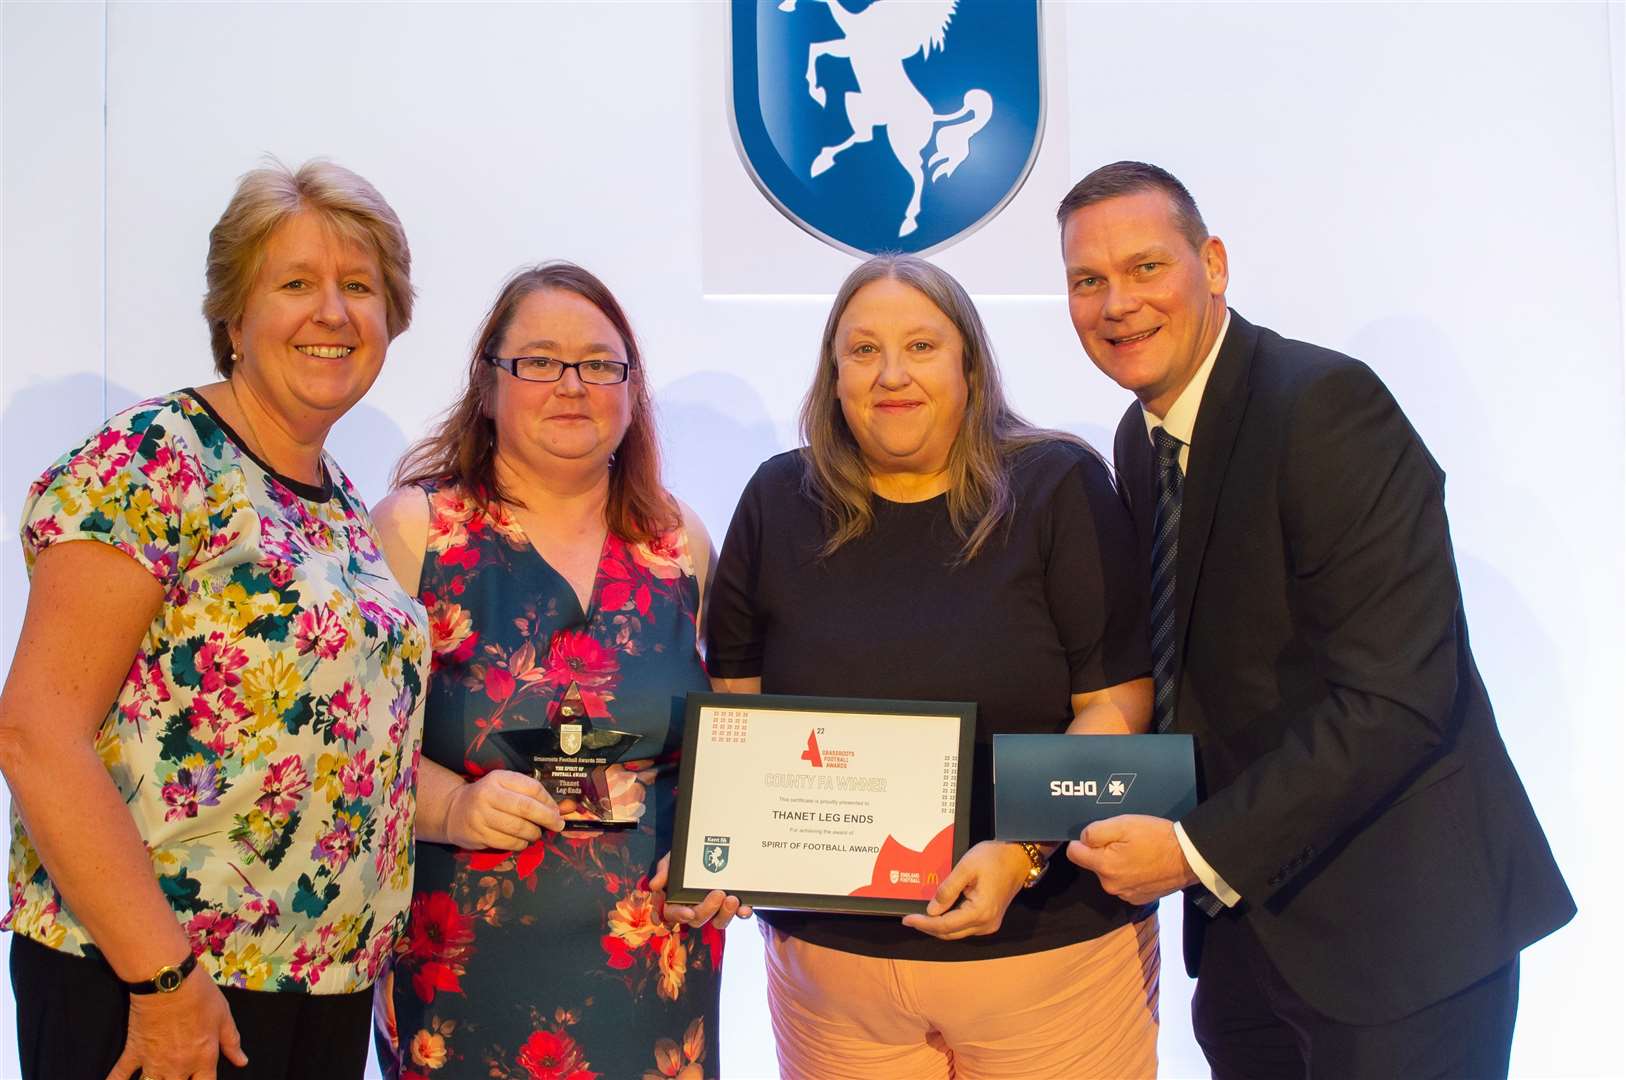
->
[1153, 426, 1227, 918]
[1150, 426, 1184, 734]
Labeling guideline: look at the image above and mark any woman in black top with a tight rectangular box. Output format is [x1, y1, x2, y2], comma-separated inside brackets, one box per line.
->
[706, 255, 1160, 1078]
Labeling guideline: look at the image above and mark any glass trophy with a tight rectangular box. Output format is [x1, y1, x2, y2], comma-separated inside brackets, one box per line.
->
[492, 680, 642, 830]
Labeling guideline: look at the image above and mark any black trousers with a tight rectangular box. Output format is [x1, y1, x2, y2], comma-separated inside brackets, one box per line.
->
[1191, 910, 1520, 1080]
[9, 933, 372, 1080]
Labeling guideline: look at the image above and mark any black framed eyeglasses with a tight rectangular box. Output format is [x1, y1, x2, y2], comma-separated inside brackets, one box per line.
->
[485, 354, 631, 385]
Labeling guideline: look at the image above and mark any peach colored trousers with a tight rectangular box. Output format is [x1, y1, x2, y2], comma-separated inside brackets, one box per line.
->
[761, 914, 1160, 1079]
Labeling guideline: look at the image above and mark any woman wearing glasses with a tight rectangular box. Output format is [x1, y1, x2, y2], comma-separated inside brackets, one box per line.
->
[368, 263, 736, 1079]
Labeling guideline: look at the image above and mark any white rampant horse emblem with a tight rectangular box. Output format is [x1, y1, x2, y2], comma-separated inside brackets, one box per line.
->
[779, 0, 993, 237]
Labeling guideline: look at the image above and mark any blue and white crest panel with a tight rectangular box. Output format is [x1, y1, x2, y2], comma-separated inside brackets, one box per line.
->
[730, 0, 1044, 256]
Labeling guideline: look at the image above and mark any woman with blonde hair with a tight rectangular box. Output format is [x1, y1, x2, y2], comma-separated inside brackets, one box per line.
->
[707, 254, 1160, 1079]
[370, 262, 736, 1080]
[0, 159, 427, 1079]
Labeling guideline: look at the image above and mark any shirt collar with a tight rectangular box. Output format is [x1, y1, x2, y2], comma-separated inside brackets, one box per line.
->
[1141, 308, 1231, 448]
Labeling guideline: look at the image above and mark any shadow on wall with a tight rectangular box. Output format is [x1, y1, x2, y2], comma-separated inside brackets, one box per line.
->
[1, 376, 141, 658]
[1053, 418, 1118, 470]
[326, 402, 411, 509]
[656, 372, 784, 539]
[1342, 314, 1485, 468]
[1453, 555, 1569, 812]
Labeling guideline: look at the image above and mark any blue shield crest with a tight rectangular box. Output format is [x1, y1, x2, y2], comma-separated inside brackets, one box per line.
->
[730, 0, 1045, 256]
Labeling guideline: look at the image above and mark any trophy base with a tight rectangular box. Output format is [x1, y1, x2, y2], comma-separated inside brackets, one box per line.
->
[560, 816, 639, 831]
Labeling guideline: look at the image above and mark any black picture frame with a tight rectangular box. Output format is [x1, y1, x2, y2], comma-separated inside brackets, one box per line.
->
[668, 691, 976, 916]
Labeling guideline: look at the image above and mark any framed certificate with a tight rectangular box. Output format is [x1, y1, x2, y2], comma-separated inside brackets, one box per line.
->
[668, 692, 975, 916]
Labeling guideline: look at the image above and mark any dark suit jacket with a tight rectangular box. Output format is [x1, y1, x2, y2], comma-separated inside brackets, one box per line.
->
[1113, 311, 1574, 1025]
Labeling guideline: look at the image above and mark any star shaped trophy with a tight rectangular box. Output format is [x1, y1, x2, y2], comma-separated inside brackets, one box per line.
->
[492, 680, 642, 830]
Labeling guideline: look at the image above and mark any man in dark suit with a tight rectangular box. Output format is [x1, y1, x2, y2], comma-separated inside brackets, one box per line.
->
[1059, 161, 1574, 1078]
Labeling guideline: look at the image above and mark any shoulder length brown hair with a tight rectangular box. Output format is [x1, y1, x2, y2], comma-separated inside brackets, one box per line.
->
[393, 262, 677, 542]
[799, 253, 1085, 564]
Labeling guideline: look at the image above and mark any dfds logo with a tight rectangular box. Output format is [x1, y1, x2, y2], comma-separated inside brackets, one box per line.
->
[730, 0, 1044, 255]
[1049, 773, 1137, 804]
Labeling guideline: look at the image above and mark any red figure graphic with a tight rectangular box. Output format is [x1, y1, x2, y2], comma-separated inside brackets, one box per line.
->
[800, 730, 823, 768]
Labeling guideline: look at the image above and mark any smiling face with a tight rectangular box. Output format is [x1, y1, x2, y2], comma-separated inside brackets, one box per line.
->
[1061, 190, 1229, 417]
[230, 210, 390, 427]
[833, 278, 969, 483]
[490, 287, 633, 472]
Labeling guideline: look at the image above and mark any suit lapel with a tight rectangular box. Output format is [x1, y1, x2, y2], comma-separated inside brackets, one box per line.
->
[1174, 311, 1257, 662]
[1113, 405, 1155, 543]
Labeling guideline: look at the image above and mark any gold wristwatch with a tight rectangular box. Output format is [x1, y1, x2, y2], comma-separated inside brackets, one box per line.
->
[125, 952, 197, 995]
[1017, 841, 1048, 888]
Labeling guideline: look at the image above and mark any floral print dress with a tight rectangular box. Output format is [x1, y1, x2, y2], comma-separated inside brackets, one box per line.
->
[381, 483, 721, 1080]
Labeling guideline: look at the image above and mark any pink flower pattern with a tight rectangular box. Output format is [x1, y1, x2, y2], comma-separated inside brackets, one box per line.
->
[6, 392, 428, 994]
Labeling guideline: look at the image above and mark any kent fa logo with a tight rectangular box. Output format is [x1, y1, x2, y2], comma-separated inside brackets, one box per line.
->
[730, 0, 1044, 255]
[703, 835, 731, 872]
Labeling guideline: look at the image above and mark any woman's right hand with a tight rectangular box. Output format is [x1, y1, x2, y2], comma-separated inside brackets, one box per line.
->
[105, 966, 247, 1080]
[445, 769, 564, 850]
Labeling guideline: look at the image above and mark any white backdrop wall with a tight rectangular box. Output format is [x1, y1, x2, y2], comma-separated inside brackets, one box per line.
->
[3, 2, 1624, 1078]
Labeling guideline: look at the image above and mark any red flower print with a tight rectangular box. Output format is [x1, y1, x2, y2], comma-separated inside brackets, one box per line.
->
[606, 890, 663, 949]
[140, 444, 203, 500]
[161, 762, 223, 821]
[294, 604, 349, 660]
[22, 518, 63, 549]
[88, 427, 140, 484]
[630, 532, 688, 581]
[310, 812, 363, 873]
[257, 755, 310, 817]
[119, 653, 171, 729]
[701, 921, 725, 971]
[189, 688, 252, 757]
[409, 1028, 449, 1070]
[338, 748, 376, 800]
[403, 892, 476, 1003]
[288, 937, 331, 988]
[427, 599, 477, 662]
[326, 683, 371, 743]
[485, 667, 516, 702]
[657, 929, 688, 1001]
[238, 890, 280, 936]
[195, 634, 249, 692]
[464, 836, 547, 880]
[516, 1028, 597, 1080]
[426, 489, 477, 553]
[601, 933, 636, 970]
[185, 910, 241, 957]
[542, 630, 619, 690]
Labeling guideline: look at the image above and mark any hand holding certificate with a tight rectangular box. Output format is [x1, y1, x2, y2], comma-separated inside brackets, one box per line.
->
[668, 693, 975, 916]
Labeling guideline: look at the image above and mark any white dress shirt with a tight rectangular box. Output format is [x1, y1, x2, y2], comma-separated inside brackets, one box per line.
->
[1139, 310, 1242, 908]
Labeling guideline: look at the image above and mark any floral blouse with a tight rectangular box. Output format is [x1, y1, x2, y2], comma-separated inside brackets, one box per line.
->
[5, 390, 429, 994]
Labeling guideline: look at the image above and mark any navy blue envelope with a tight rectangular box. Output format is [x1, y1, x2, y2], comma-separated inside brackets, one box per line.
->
[992, 734, 1198, 841]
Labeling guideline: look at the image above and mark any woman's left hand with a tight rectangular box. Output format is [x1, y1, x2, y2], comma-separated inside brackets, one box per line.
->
[650, 852, 753, 930]
[901, 840, 1033, 940]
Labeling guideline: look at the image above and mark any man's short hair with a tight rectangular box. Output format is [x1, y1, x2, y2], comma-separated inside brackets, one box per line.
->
[1056, 161, 1209, 251]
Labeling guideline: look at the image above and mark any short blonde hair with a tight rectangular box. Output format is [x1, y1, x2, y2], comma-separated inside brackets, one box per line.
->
[201, 159, 414, 376]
